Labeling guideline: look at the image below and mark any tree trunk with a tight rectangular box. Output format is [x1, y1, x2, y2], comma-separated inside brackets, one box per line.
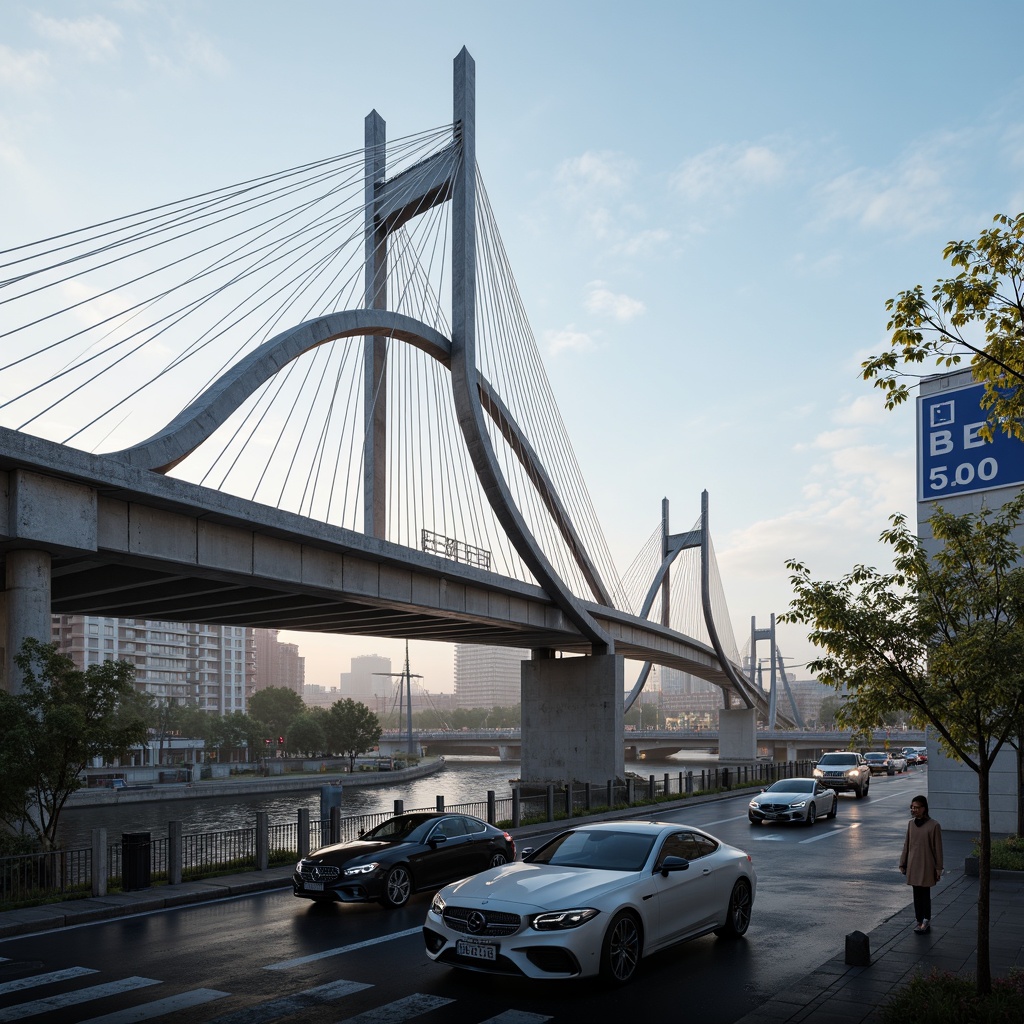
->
[1017, 740, 1024, 838]
[976, 756, 992, 995]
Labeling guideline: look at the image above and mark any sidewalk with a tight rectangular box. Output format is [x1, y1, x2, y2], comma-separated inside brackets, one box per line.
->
[735, 868, 1024, 1023]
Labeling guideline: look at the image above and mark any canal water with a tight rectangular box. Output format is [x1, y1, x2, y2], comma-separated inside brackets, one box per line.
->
[57, 754, 721, 850]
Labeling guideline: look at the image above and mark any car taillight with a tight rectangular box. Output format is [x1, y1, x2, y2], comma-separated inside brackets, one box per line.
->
[503, 831, 515, 857]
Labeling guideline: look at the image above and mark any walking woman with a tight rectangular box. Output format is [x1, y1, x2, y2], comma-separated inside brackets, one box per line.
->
[899, 794, 943, 933]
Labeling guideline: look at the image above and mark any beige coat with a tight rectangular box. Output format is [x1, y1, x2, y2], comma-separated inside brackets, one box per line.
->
[900, 817, 943, 887]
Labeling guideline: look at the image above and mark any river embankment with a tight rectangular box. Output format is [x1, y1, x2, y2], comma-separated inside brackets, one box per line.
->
[66, 757, 446, 808]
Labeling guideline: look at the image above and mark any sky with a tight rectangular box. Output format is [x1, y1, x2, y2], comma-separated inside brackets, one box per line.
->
[3, 1, 1024, 693]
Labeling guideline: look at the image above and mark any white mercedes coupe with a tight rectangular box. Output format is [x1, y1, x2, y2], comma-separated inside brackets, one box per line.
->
[422, 819, 756, 985]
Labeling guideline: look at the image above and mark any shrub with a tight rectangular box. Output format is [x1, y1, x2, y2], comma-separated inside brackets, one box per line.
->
[882, 968, 1024, 1023]
[971, 835, 1024, 871]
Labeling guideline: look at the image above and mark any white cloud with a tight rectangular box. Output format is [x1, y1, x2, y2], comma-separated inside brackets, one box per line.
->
[815, 133, 971, 234]
[544, 325, 596, 356]
[146, 31, 229, 77]
[556, 150, 636, 201]
[32, 13, 122, 62]
[0, 43, 50, 90]
[671, 142, 788, 203]
[584, 281, 646, 322]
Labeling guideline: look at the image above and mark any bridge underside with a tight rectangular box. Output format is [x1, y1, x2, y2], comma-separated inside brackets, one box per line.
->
[0, 427, 741, 697]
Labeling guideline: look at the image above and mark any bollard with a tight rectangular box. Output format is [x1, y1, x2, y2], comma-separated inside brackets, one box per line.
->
[845, 931, 871, 966]
[436, 795, 444, 812]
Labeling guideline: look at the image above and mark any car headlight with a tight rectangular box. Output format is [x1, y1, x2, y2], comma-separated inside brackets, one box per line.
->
[812, 768, 823, 777]
[295, 860, 305, 873]
[343, 861, 380, 876]
[530, 908, 599, 931]
[846, 769, 859, 778]
[749, 800, 760, 809]
[430, 892, 446, 915]
[790, 800, 806, 809]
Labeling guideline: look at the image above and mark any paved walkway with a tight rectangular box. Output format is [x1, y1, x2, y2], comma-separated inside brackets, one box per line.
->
[735, 868, 1024, 1023]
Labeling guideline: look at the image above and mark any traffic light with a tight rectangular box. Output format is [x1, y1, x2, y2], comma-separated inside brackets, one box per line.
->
[278, 736, 284, 746]
[264, 738, 271, 746]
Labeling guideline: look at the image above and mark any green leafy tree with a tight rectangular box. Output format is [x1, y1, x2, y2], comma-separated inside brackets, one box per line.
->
[248, 686, 305, 740]
[0, 639, 150, 851]
[208, 711, 252, 761]
[782, 496, 1024, 996]
[287, 708, 328, 757]
[327, 699, 382, 772]
[862, 212, 1024, 440]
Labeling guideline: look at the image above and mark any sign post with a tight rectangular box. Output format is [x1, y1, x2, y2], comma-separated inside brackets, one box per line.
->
[917, 383, 1024, 502]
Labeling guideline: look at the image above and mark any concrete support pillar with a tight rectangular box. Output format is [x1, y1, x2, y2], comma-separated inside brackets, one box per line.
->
[718, 707, 757, 761]
[520, 654, 624, 788]
[5, 549, 52, 694]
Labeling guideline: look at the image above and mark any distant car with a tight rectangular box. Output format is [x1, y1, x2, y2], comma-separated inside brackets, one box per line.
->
[293, 812, 515, 908]
[901, 748, 920, 766]
[812, 751, 871, 797]
[748, 778, 838, 826]
[909, 746, 928, 764]
[887, 752, 908, 773]
[863, 752, 890, 775]
[423, 820, 756, 984]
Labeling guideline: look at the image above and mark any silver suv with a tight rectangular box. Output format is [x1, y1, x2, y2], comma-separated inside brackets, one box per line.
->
[813, 751, 871, 798]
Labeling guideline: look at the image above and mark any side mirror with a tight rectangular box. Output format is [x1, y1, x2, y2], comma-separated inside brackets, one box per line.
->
[657, 856, 690, 876]
[428, 834, 448, 847]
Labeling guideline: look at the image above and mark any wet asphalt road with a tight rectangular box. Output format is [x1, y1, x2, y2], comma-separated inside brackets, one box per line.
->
[0, 770, 926, 1024]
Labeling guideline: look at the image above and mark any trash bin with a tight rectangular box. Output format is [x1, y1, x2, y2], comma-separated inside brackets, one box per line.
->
[122, 832, 151, 891]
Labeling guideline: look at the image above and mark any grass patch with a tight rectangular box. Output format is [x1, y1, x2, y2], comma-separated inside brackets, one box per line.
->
[882, 968, 1024, 1023]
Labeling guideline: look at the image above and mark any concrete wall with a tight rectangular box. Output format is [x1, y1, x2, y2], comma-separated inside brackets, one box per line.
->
[926, 742, 1019, 836]
[521, 654, 624, 786]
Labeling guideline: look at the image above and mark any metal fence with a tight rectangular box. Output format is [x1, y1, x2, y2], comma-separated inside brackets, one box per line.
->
[0, 760, 812, 910]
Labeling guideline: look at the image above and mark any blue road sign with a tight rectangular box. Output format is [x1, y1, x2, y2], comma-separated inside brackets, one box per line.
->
[918, 383, 1024, 502]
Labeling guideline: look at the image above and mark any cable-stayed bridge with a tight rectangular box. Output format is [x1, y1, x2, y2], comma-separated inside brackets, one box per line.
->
[0, 49, 793, 787]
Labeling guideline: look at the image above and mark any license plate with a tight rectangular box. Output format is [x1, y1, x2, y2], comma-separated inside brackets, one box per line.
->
[456, 940, 497, 962]
[765, 813, 778, 820]
[304, 881, 324, 891]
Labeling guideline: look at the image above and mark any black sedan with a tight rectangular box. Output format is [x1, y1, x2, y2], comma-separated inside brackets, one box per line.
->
[293, 811, 516, 908]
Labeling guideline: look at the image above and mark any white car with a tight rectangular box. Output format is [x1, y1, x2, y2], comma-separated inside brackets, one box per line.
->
[423, 820, 756, 985]
[748, 778, 838, 826]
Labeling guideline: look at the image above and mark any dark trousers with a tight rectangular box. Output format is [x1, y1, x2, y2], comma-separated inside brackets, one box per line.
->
[912, 885, 932, 922]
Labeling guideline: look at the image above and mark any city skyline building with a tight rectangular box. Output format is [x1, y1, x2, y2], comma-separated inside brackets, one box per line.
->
[253, 628, 305, 695]
[453, 644, 528, 709]
[51, 615, 255, 715]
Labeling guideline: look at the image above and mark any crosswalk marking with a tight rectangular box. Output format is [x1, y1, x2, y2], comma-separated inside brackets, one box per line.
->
[335, 993, 454, 1024]
[264, 927, 423, 970]
[205, 978, 372, 1024]
[0, 965, 552, 1024]
[0, 967, 97, 996]
[0, 977, 160, 1022]
[76, 988, 229, 1023]
[482, 1013, 553, 1024]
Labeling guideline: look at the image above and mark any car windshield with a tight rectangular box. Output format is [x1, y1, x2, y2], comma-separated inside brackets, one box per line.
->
[818, 754, 857, 765]
[865, 753, 886, 761]
[527, 829, 656, 871]
[362, 814, 436, 842]
[764, 779, 815, 793]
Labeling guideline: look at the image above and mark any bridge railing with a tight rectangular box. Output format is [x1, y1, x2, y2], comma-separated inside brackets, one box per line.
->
[0, 759, 814, 910]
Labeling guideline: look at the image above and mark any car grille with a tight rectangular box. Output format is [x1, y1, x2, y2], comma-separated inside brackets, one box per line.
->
[299, 863, 340, 882]
[442, 906, 521, 936]
[759, 802, 791, 812]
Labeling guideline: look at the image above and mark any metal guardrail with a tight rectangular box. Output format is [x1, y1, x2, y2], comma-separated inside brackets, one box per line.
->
[0, 760, 812, 909]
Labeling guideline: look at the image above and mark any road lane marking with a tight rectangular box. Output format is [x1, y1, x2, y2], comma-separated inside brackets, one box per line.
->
[334, 993, 454, 1023]
[0, 978, 160, 1022]
[264, 927, 422, 970]
[77, 988, 229, 1023]
[0, 967, 97, 995]
[206, 979, 372, 1024]
[800, 822, 861, 844]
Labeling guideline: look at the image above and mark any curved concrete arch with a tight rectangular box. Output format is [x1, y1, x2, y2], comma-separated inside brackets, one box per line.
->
[108, 310, 453, 473]
[107, 308, 613, 609]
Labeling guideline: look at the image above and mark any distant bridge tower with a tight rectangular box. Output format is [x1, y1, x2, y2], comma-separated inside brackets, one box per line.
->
[749, 614, 804, 729]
